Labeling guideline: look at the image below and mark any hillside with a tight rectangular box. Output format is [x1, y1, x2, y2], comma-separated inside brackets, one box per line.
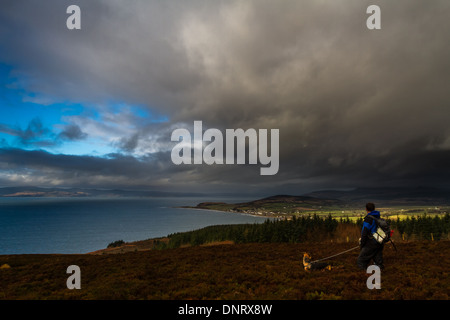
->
[183, 195, 346, 217]
[0, 241, 448, 300]
[181, 188, 450, 218]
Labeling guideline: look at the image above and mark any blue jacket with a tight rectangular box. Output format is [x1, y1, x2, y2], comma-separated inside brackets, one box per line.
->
[361, 210, 380, 247]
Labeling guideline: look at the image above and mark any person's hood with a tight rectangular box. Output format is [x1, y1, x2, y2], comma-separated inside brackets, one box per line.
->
[367, 210, 380, 218]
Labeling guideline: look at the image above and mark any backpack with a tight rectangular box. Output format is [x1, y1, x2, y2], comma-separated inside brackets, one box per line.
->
[369, 216, 393, 244]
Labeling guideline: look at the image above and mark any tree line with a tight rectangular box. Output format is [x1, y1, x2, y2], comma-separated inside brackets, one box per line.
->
[154, 213, 450, 249]
[164, 214, 337, 249]
[390, 213, 450, 240]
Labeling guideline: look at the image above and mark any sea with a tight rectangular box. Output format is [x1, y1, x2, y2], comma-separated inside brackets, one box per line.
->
[0, 197, 268, 255]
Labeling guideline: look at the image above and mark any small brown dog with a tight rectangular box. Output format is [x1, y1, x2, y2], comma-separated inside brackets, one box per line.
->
[302, 252, 332, 271]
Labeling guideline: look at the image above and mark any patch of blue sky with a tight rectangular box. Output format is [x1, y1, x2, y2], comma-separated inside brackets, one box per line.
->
[0, 63, 83, 128]
[0, 63, 169, 157]
[134, 106, 169, 123]
[51, 138, 116, 157]
[0, 132, 13, 147]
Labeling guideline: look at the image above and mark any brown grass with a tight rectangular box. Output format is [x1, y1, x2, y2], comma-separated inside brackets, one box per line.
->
[0, 241, 449, 300]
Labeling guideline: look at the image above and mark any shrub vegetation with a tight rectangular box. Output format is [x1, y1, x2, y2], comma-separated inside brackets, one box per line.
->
[107, 240, 125, 248]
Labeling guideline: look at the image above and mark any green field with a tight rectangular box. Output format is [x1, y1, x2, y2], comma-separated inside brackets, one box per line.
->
[188, 198, 449, 221]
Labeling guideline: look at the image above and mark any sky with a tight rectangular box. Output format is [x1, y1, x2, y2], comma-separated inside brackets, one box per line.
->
[0, 0, 449, 195]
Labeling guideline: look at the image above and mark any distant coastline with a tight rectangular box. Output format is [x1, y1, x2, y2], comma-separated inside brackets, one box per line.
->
[0, 186, 206, 198]
[176, 195, 346, 219]
[178, 189, 450, 220]
[177, 204, 273, 219]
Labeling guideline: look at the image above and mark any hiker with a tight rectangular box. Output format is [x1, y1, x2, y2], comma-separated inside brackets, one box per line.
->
[357, 202, 384, 270]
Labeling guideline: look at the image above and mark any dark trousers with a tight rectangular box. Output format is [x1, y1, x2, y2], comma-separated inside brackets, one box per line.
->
[357, 240, 384, 270]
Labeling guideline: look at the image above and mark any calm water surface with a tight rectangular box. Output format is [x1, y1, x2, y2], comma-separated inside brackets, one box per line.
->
[0, 197, 266, 254]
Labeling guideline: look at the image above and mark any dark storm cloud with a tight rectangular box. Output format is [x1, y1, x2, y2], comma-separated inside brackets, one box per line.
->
[57, 124, 87, 141]
[0, 118, 56, 147]
[115, 133, 139, 153]
[0, 0, 449, 192]
[0, 148, 167, 188]
[0, 147, 261, 193]
[0, 118, 87, 147]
